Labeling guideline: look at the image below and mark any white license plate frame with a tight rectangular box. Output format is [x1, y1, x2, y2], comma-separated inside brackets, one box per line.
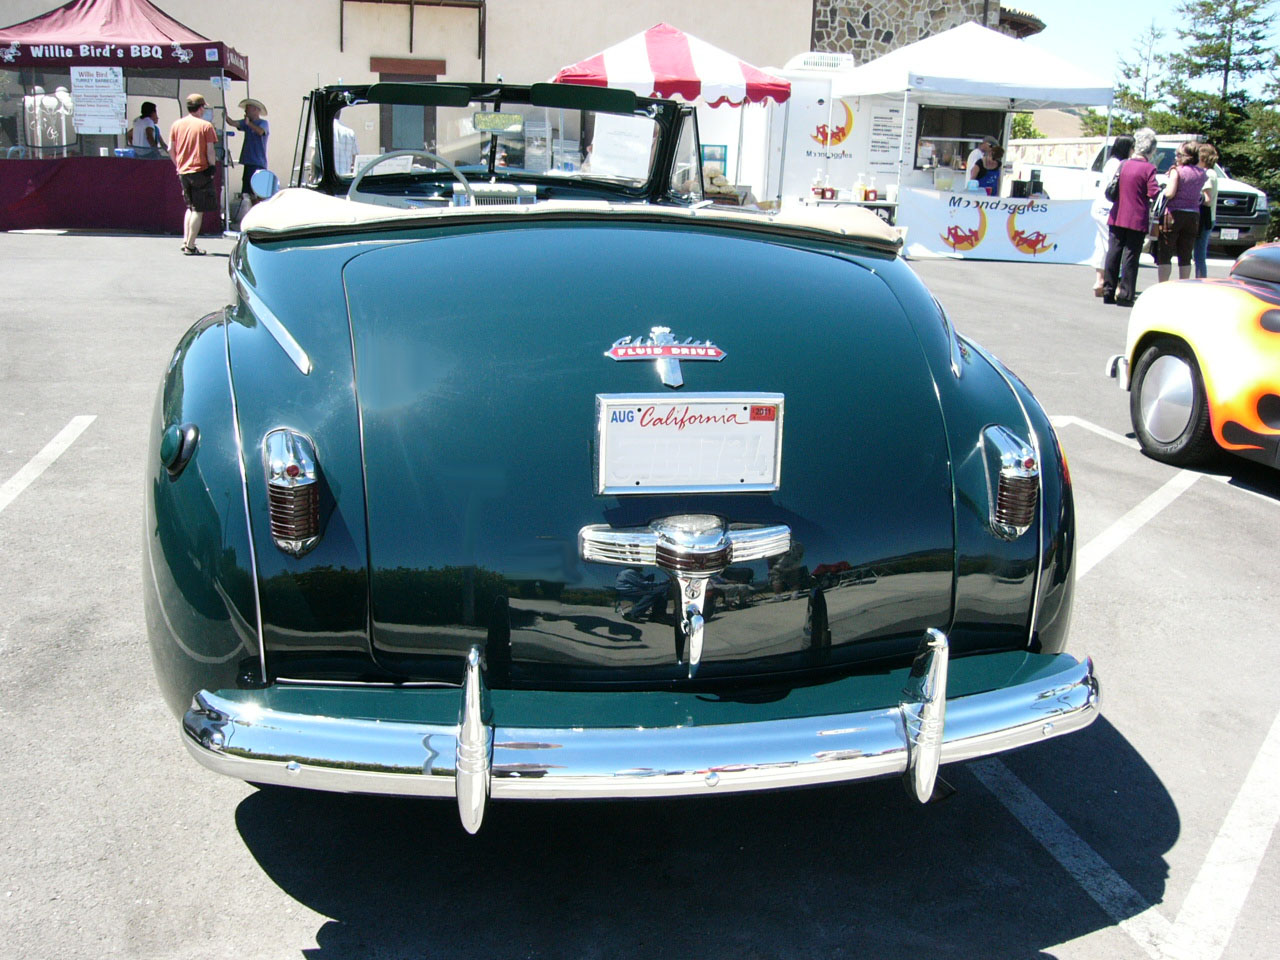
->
[596, 393, 784, 495]
[1220, 227, 1241, 241]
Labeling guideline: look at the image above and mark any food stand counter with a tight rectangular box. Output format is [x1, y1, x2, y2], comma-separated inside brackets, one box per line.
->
[0, 156, 222, 234]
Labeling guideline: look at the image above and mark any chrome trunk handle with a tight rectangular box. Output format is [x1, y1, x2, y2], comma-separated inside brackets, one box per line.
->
[579, 515, 791, 677]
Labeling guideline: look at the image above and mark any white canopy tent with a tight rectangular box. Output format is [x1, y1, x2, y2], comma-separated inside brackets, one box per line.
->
[827, 22, 1113, 191]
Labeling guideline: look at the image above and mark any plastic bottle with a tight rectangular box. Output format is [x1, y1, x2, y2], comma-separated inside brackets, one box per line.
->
[854, 172, 866, 201]
[866, 176, 878, 202]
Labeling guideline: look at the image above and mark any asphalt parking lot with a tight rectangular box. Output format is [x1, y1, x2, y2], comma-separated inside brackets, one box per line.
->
[2, 230, 1279, 960]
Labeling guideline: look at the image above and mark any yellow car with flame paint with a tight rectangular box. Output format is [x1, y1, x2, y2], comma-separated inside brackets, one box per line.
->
[1108, 243, 1280, 467]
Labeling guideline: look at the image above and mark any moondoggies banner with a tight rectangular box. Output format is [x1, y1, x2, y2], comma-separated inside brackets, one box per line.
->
[898, 188, 1097, 264]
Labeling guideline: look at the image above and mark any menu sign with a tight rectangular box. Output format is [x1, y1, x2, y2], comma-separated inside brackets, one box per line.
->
[70, 65, 125, 134]
[868, 102, 916, 175]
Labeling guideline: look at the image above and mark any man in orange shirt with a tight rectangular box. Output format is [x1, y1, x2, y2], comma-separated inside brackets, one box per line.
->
[169, 93, 218, 255]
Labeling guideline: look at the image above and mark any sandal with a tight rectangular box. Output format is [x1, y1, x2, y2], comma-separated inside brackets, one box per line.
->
[181, 245, 206, 256]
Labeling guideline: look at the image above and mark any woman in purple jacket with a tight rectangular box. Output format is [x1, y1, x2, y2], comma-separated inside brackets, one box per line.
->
[1157, 141, 1209, 282]
[1102, 127, 1160, 305]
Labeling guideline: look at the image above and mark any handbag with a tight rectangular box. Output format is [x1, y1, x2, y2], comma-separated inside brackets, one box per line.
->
[1104, 160, 1124, 204]
[1150, 191, 1170, 233]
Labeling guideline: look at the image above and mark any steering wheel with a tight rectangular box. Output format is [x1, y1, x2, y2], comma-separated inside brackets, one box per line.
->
[347, 149, 475, 207]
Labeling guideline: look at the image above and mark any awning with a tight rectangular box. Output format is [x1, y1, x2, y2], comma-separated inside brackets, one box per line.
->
[551, 22, 789, 107]
[0, 0, 249, 81]
[831, 22, 1111, 110]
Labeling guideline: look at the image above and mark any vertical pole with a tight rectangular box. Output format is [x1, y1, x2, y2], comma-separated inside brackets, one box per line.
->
[734, 102, 746, 187]
[1104, 104, 1113, 143]
[220, 69, 232, 236]
[339, 0, 345, 53]
[775, 98, 791, 206]
[823, 87, 834, 187]
[895, 89, 909, 198]
[409, 0, 415, 53]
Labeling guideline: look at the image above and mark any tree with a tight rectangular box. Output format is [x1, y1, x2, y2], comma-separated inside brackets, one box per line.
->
[1009, 113, 1043, 139]
[1079, 22, 1171, 136]
[1165, 1, 1276, 112]
[1121, 21, 1167, 124]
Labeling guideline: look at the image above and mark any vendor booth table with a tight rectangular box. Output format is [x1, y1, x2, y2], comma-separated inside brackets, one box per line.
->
[0, 0, 249, 235]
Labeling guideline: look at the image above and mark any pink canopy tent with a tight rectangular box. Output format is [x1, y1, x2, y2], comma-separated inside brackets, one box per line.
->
[551, 22, 789, 108]
[0, 0, 248, 79]
[0, 0, 251, 234]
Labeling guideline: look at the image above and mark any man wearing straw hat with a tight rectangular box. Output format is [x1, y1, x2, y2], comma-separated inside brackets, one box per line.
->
[229, 97, 270, 205]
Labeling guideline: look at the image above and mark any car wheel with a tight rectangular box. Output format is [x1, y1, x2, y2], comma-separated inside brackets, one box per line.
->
[1129, 340, 1214, 465]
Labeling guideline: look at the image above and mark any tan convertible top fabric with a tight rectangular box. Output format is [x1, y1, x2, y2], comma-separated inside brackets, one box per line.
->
[242, 188, 903, 251]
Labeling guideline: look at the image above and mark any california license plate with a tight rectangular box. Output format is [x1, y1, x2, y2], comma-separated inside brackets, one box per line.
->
[596, 393, 783, 495]
[1220, 228, 1240, 241]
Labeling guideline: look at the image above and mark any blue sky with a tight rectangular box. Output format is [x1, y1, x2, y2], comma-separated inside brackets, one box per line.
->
[1017, 0, 1279, 93]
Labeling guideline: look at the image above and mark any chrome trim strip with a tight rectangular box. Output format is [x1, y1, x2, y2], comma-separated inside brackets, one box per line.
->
[182, 655, 1098, 807]
[960, 336, 1045, 642]
[456, 646, 492, 834]
[934, 298, 964, 380]
[223, 314, 268, 684]
[274, 677, 460, 688]
[234, 274, 313, 376]
[340, 267, 378, 669]
[901, 628, 949, 803]
[727, 526, 792, 564]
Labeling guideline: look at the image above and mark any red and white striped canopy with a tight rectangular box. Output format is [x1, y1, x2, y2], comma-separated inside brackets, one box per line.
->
[551, 23, 790, 107]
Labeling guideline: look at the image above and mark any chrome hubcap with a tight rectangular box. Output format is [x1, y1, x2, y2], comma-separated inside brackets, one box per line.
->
[1140, 355, 1194, 444]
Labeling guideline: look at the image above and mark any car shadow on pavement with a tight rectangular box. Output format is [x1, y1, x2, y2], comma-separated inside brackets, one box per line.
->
[233, 714, 1175, 960]
[1128, 438, 1280, 503]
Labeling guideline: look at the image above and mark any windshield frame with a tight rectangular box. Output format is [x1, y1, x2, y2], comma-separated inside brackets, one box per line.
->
[308, 82, 687, 203]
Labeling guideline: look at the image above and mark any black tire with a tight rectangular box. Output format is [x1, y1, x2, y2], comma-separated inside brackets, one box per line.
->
[1129, 340, 1214, 466]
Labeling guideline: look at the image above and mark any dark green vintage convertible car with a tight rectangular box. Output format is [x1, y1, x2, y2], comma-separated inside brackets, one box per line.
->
[146, 81, 1098, 833]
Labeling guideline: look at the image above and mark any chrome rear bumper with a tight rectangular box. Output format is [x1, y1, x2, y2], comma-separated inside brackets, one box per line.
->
[183, 644, 1098, 834]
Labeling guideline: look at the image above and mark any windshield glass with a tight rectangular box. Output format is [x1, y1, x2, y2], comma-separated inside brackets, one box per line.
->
[329, 99, 660, 189]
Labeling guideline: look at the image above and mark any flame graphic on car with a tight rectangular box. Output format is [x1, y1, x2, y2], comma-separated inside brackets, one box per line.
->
[1006, 211, 1057, 256]
[941, 207, 987, 252]
[810, 101, 854, 147]
[1157, 281, 1280, 454]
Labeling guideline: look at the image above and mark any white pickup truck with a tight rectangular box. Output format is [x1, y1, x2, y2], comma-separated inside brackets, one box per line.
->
[1011, 135, 1270, 257]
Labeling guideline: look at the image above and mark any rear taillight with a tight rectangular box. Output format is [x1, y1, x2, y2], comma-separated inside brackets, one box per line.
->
[263, 429, 321, 557]
[983, 425, 1039, 540]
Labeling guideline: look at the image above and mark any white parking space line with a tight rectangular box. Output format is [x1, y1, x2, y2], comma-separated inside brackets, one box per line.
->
[1075, 470, 1201, 579]
[1170, 706, 1280, 960]
[0, 416, 96, 515]
[970, 758, 1176, 960]
[981, 417, 1280, 960]
[1054, 415, 1280, 510]
[1052, 414, 1141, 451]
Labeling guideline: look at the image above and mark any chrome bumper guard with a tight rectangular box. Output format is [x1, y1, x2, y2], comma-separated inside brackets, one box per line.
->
[183, 636, 1099, 834]
[1106, 354, 1130, 390]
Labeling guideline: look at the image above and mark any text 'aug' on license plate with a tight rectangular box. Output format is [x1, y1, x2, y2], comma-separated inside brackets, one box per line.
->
[596, 393, 784, 495]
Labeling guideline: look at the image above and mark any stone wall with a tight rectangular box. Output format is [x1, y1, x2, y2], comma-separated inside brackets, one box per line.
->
[811, 1, 1005, 63]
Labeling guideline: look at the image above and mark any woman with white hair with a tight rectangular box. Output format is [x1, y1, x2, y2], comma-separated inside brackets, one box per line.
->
[1102, 127, 1160, 305]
